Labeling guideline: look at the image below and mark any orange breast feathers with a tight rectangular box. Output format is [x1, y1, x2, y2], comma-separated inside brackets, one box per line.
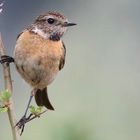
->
[15, 30, 64, 61]
[14, 30, 65, 87]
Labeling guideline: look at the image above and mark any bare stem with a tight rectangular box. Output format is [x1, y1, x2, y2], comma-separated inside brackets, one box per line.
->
[26, 110, 47, 123]
[0, 33, 20, 140]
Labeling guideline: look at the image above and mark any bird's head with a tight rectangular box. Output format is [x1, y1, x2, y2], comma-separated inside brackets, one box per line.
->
[30, 11, 76, 41]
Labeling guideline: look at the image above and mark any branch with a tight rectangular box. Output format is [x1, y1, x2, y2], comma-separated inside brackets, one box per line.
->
[0, 33, 20, 140]
[26, 110, 47, 123]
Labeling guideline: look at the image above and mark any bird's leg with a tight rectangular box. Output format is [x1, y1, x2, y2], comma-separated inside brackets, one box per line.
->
[17, 113, 33, 135]
[16, 90, 35, 135]
[0, 55, 14, 64]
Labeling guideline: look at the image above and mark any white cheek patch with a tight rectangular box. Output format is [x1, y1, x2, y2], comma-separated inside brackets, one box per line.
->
[32, 26, 49, 39]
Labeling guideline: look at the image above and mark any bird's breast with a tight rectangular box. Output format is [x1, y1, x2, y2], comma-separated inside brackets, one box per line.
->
[15, 30, 63, 59]
[14, 30, 64, 88]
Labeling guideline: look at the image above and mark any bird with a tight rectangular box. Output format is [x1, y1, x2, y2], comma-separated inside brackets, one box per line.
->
[12, 11, 76, 131]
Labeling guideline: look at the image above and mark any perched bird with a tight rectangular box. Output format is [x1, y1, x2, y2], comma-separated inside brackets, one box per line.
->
[0, 11, 76, 134]
[14, 11, 76, 112]
[12, 12, 76, 131]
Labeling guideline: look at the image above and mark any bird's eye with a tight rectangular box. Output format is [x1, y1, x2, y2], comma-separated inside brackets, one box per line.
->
[47, 18, 55, 24]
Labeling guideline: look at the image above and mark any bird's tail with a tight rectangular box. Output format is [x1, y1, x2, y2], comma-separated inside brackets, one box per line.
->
[35, 87, 54, 110]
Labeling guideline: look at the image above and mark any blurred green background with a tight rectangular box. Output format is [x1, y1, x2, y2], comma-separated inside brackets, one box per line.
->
[1, 0, 140, 140]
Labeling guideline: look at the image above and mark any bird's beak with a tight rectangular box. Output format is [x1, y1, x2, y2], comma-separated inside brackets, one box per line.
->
[63, 22, 77, 27]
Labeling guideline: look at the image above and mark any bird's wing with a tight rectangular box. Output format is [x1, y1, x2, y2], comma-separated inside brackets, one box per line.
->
[59, 41, 66, 70]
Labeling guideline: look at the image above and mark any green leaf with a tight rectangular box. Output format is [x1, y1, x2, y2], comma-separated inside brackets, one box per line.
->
[0, 89, 11, 102]
[29, 105, 42, 115]
[0, 107, 8, 113]
[36, 107, 42, 114]
[29, 105, 36, 113]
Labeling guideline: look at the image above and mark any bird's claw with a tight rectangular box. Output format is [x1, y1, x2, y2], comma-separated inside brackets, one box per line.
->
[0, 55, 14, 64]
[16, 114, 33, 135]
[16, 116, 27, 135]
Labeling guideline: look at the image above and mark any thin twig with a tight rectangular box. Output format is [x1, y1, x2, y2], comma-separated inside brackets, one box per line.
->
[26, 110, 47, 123]
[15, 109, 47, 135]
[0, 33, 20, 140]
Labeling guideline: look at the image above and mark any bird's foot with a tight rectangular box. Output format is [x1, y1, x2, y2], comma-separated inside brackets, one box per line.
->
[0, 55, 14, 64]
[16, 114, 33, 135]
